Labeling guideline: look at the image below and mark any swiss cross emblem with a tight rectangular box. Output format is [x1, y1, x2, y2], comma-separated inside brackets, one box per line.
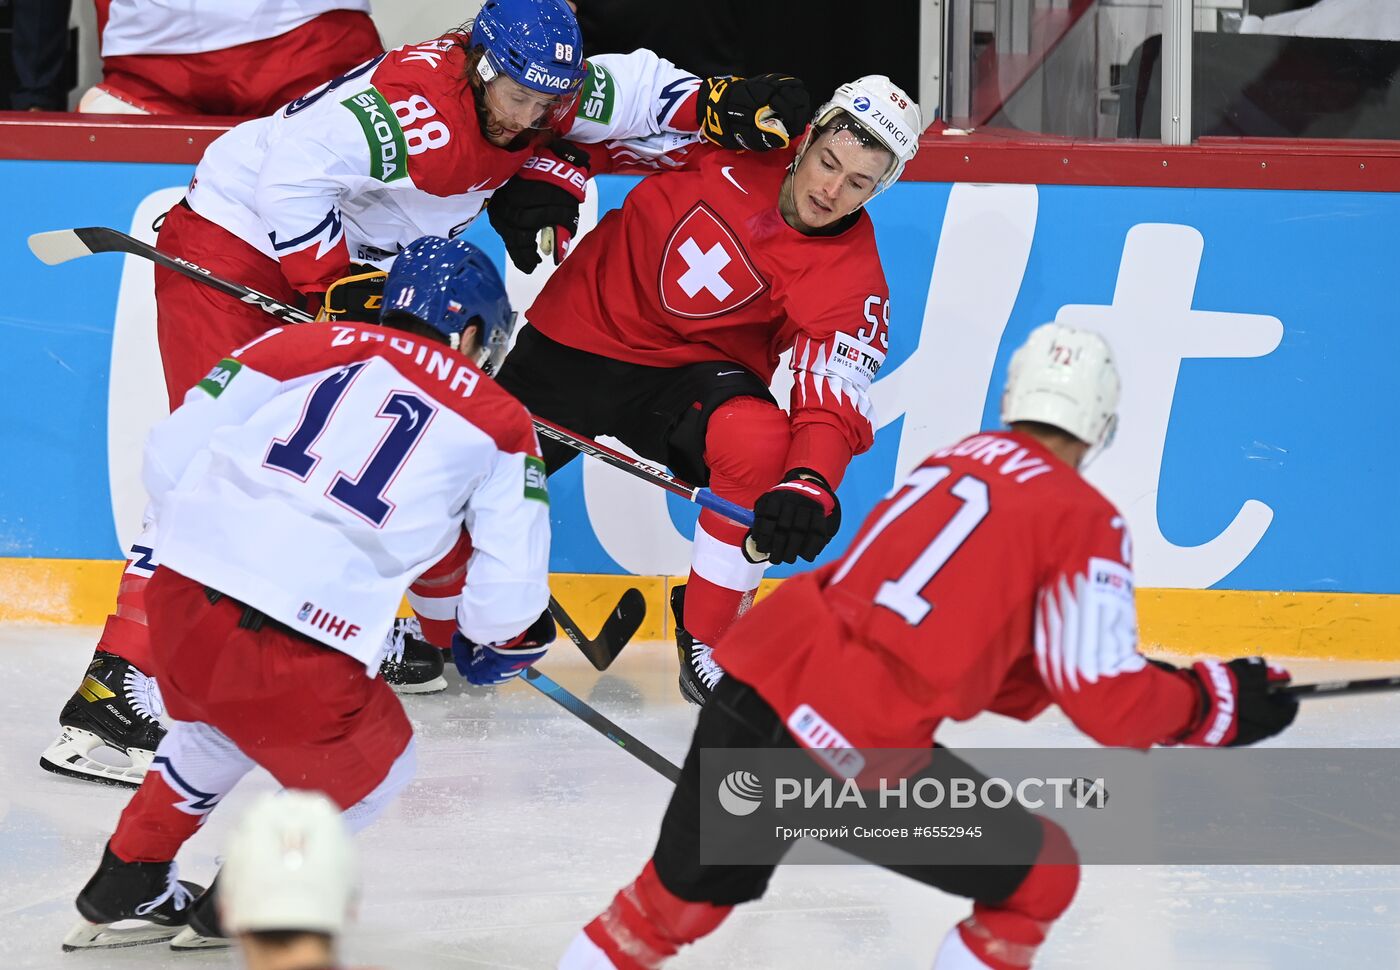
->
[658, 203, 767, 319]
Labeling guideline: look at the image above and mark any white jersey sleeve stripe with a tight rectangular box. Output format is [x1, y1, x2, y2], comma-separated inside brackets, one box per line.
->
[1035, 558, 1147, 695]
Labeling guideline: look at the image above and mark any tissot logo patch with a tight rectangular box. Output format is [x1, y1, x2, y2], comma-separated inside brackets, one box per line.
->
[658, 203, 767, 319]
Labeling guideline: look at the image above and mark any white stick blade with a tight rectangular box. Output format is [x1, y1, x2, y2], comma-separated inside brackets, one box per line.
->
[28, 229, 94, 266]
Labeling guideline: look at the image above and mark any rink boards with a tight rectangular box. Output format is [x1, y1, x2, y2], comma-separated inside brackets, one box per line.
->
[2, 156, 1398, 657]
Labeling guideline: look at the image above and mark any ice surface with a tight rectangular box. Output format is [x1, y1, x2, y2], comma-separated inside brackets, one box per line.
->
[3, 625, 1400, 969]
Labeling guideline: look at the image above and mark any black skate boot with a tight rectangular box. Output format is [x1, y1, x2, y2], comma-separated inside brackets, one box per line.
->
[378, 616, 447, 694]
[169, 877, 231, 950]
[62, 843, 203, 951]
[673, 585, 725, 707]
[40, 650, 166, 788]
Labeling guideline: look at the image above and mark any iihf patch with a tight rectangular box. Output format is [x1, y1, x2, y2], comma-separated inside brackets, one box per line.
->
[298, 601, 314, 621]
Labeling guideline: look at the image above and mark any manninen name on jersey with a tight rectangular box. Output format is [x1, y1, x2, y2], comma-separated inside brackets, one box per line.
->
[342, 87, 408, 183]
[330, 326, 481, 398]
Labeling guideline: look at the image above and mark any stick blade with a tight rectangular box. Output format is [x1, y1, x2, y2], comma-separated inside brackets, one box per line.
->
[591, 587, 648, 671]
[27, 229, 96, 265]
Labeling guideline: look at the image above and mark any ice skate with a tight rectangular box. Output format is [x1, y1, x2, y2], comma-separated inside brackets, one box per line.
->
[379, 616, 447, 694]
[672, 585, 725, 706]
[169, 880, 231, 950]
[40, 650, 166, 788]
[61, 843, 202, 951]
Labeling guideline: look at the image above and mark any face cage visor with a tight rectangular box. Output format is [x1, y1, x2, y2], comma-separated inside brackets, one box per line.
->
[475, 311, 517, 376]
[796, 108, 901, 201]
[476, 54, 580, 130]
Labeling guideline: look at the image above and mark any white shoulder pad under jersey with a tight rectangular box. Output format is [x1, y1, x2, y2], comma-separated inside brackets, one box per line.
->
[146, 323, 550, 671]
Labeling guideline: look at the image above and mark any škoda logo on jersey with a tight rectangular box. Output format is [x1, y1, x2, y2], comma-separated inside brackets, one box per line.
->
[578, 62, 615, 123]
[342, 87, 407, 183]
[659, 203, 768, 319]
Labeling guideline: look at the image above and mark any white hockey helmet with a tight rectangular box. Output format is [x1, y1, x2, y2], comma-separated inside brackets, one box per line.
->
[800, 75, 922, 197]
[220, 791, 358, 936]
[1001, 323, 1121, 452]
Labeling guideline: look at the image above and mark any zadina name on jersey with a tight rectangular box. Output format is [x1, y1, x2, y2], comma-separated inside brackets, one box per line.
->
[186, 35, 704, 293]
[143, 324, 552, 672]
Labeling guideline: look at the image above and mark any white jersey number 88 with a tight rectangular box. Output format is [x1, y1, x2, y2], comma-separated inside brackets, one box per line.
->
[392, 95, 452, 155]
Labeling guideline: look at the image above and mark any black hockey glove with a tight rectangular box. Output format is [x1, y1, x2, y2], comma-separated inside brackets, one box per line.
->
[488, 139, 591, 274]
[744, 469, 841, 565]
[319, 264, 387, 322]
[698, 74, 812, 151]
[1173, 657, 1298, 747]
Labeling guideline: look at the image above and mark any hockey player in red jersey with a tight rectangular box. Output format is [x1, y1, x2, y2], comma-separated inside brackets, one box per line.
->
[80, 1, 383, 117]
[61, 236, 557, 952]
[559, 323, 1302, 969]
[495, 74, 922, 705]
[42, 0, 812, 785]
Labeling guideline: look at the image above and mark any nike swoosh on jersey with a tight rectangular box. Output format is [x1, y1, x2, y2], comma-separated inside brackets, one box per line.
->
[720, 166, 748, 195]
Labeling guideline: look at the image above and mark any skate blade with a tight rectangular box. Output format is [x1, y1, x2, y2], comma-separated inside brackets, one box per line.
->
[389, 674, 448, 695]
[61, 917, 179, 951]
[39, 727, 150, 788]
[169, 926, 232, 950]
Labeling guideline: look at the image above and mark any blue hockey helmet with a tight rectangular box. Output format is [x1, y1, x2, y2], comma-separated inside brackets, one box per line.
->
[382, 236, 515, 375]
[471, 0, 585, 127]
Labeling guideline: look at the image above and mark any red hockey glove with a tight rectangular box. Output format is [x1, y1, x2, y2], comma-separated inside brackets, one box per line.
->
[698, 74, 811, 151]
[488, 139, 590, 273]
[1174, 657, 1299, 747]
[744, 469, 841, 565]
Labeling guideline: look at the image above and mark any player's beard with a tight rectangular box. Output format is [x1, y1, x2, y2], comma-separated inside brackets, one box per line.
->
[468, 78, 545, 152]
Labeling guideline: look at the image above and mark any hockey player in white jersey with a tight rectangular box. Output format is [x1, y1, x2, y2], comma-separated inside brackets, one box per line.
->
[80, 1, 383, 116]
[62, 235, 556, 952]
[41, 0, 812, 788]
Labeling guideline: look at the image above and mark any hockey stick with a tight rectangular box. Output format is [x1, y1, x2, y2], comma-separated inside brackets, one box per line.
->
[533, 418, 755, 527]
[28, 225, 647, 667]
[552, 590, 646, 672]
[28, 226, 316, 324]
[522, 667, 680, 782]
[28, 228, 757, 529]
[1275, 676, 1400, 700]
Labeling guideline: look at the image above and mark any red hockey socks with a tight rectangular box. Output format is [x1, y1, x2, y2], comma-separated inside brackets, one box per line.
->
[95, 559, 155, 671]
[684, 397, 791, 644]
[684, 510, 764, 644]
[108, 771, 204, 864]
[575, 860, 732, 969]
[407, 530, 473, 648]
[941, 818, 1080, 969]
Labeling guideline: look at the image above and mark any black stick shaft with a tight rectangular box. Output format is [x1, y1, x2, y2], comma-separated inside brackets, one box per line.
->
[522, 668, 680, 782]
[1278, 676, 1400, 699]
